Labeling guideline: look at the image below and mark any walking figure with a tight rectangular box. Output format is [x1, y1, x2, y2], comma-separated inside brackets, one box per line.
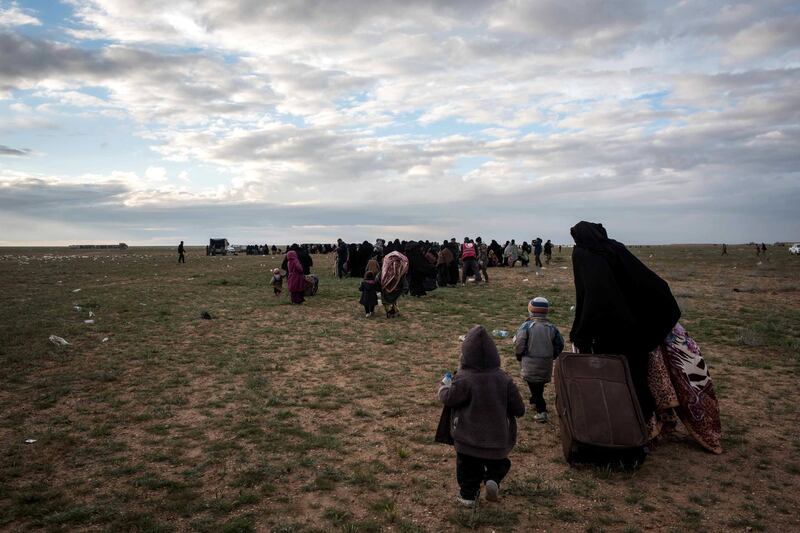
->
[178, 241, 185, 263]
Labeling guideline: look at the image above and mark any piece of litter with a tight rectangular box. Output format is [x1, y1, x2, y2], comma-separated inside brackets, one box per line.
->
[24, 439, 37, 444]
[84, 319, 95, 324]
[187, 277, 194, 281]
[491, 329, 509, 338]
[102, 337, 109, 343]
[73, 305, 82, 311]
[522, 278, 529, 282]
[49, 335, 70, 346]
[757, 261, 762, 266]
[560, 266, 567, 269]
[458, 335, 466, 342]
[72, 288, 82, 293]
[88, 310, 95, 317]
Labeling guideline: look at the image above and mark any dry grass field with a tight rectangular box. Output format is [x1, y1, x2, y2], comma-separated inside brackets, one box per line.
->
[1, 244, 798, 532]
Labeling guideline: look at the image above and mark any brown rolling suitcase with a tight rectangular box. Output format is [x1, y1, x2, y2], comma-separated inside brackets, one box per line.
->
[555, 353, 648, 464]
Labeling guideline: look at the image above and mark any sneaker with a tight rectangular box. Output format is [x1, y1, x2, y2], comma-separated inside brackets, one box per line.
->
[456, 494, 476, 507]
[485, 480, 499, 502]
[365, 313, 370, 318]
[533, 412, 548, 423]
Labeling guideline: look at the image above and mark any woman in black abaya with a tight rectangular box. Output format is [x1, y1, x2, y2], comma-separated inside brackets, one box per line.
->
[569, 221, 681, 421]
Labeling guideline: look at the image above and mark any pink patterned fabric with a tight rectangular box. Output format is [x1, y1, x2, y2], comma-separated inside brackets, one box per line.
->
[380, 251, 408, 293]
[649, 323, 722, 454]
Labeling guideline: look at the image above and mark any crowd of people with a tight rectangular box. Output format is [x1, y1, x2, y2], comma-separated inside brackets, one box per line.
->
[178, 223, 723, 510]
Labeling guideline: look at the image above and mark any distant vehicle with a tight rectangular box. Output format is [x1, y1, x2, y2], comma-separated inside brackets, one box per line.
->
[208, 238, 229, 255]
[226, 245, 238, 256]
[789, 244, 800, 255]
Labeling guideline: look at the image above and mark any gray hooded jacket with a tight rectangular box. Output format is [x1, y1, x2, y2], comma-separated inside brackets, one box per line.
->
[438, 325, 526, 459]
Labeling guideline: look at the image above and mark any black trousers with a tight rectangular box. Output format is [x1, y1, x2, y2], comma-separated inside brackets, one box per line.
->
[456, 452, 511, 499]
[461, 258, 482, 283]
[534, 253, 542, 267]
[526, 381, 546, 413]
[363, 304, 375, 314]
[178, 252, 185, 263]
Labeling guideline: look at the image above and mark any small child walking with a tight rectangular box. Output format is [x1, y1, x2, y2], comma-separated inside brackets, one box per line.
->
[270, 268, 283, 296]
[514, 297, 564, 422]
[438, 325, 525, 507]
[359, 271, 380, 317]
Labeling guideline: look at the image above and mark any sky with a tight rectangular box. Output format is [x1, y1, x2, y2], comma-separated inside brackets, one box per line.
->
[0, 0, 798, 246]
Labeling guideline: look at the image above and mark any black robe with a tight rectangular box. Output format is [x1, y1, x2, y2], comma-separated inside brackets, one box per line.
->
[406, 241, 434, 296]
[569, 221, 680, 419]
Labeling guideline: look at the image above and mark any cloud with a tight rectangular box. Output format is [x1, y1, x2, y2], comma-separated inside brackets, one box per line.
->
[0, 2, 40, 27]
[0, 1, 798, 243]
[0, 143, 29, 155]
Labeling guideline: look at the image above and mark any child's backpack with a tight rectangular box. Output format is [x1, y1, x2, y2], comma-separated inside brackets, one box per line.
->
[555, 352, 648, 466]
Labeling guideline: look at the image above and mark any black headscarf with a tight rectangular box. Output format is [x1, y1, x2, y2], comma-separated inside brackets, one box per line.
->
[569, 221, 680, 418]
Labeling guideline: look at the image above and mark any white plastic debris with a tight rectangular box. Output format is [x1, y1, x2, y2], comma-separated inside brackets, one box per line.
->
[73, 305, 82, 311]
[24, 439, 37, 444]
[88, 310, 95, 317]
[522, 278, 529, 282]
[84, 319, 95, 324]
[101, 337, 109, 343]
[72, 288, 82, 293]
[49, 335, 70, 346]
[492, 329, 509, 338]
[458, 335, 466, 342]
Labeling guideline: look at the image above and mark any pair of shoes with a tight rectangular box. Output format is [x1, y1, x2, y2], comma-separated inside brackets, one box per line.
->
[485, 480, 499, 502]
[533, 412, 548, 423]
[456, 494, 477, 507]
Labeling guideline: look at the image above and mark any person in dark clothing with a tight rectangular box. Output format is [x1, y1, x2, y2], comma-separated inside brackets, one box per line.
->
[359, 241, 375, 276]
[348, 243, 362, 277]
[178, 241, 185, 263]
[281, 244, 313, 275]
[544, 239, 553, 264]
[359, 271, 380, 317]
[437, 243, 455, 287]
[336, 239, 349, 279]
[721, 243, 727, 255]
[533, 238, 543, 268]
[438, 325, 525, 506]
[569, 221, 681, 421]
[446, 239, 460, 285]
[406, 241, 434, 296]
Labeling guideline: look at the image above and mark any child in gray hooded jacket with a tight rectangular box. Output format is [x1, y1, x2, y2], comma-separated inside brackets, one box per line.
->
[439, 325, 525, 507]
[514, 297, 564, 422]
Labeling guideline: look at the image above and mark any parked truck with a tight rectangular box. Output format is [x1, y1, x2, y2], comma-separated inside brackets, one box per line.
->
[207, 238, 229, 255]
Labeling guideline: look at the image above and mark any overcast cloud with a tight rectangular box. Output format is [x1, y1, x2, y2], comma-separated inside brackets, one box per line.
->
[0, 0, 798, 245]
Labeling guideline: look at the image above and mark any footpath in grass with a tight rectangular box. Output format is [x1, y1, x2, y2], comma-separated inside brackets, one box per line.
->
[0, 245, 798, 532]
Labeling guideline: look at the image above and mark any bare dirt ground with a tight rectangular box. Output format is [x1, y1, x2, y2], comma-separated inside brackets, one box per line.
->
[0, 244, 798, 532]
